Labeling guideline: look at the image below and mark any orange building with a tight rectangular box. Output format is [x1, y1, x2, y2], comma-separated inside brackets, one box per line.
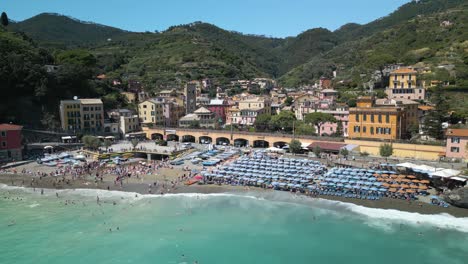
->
[348, 97, 418, 140]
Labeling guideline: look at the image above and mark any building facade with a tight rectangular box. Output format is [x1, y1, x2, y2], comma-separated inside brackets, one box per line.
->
[207, 99, 230, 123]
[316, 109, 349, 137]
[0, 124, 23, 162]
[60, 99, 104, 133]
[119, 115, 141, 135]
[348, 97, 406, 140]
[185, 82, 197, 114]
[179, 107, 217, 128]
[138, 99, 164, 126]
[385, 68, 425, 101]
[445, 129, 468, 161]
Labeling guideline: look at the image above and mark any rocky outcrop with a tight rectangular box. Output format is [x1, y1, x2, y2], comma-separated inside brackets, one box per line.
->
[444, 187, 468, 208]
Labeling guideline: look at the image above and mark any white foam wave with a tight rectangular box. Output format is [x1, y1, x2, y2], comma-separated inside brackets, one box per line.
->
[3, 183, 468, 232]
[315, 198, 468, 233]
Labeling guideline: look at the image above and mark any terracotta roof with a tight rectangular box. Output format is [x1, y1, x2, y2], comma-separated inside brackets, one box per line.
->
[446, 129, 468, 137]
[391, 68, 417, 74]
[307, 142, 346, 151]
[0, 124, 23, 131]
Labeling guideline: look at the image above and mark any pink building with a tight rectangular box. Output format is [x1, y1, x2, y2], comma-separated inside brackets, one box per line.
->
[316, 110, 349, 137]
[207, 99, 230, 123]
[445, 129, 468, 161]
[0, 124, 23, 162]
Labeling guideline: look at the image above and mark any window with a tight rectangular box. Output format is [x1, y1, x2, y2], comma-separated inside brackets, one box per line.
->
[386, 114, 390, 123]
[363, 114, 367, 121]
[450, 147, 460, 153]
[378, 115, 382, 123]
[363, 126, 367, 133]
[451, 137, 460, 144]
[371, 115, 374, 122]
[370, 127, 374, 135]
[1, 141, 6, 147]
[1, 131, 6, 137]
[356, 114, 360, 122]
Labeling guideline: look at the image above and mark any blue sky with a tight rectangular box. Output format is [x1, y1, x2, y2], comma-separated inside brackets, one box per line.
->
[2, 0, 410, 37]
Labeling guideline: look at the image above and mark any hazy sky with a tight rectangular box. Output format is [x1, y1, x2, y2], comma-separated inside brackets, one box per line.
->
[2, 0, 410, 37]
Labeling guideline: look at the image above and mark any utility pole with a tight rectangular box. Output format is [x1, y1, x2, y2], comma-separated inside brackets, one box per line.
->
[293, 120, 296, 140]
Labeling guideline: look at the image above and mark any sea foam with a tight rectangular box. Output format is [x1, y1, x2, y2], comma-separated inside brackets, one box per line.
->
[2, 183, 468, 233]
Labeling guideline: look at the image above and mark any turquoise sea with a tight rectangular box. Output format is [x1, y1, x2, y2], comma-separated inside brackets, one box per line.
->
[1, 184, 468, 264]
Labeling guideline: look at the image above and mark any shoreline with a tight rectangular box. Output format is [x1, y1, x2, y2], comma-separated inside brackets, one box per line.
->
[2, 173, 468, 218]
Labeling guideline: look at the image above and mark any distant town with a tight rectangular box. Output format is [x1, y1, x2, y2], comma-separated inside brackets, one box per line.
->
[1, 65, 467, 168]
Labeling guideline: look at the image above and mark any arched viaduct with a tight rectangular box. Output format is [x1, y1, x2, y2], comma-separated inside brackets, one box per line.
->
[142, 127, 342, 148]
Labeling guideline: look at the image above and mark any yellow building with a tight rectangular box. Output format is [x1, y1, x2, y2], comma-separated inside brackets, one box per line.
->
[138, 99, 164, 126]
[238, 97, 271, 115]
[349, 97, 407, 140]
[385, 68, 425, 100]
[60, 99, 104, 133]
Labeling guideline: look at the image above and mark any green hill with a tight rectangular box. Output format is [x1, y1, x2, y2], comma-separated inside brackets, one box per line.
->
[280, 0, 468, 86]
[7, 0, 468, 90]
[9, 13, 128, 47]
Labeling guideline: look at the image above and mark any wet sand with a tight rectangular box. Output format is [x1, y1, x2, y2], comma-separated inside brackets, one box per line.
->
[3, 173, 467, 218]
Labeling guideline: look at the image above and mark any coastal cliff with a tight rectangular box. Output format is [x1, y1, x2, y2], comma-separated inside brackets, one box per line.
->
[444, 187, 468, 209]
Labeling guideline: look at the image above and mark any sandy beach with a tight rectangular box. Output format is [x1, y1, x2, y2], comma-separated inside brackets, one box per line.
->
[2, 170, 468, 217]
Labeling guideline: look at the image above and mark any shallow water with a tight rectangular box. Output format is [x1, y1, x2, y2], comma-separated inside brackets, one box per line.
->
[1, 185, 468, 264]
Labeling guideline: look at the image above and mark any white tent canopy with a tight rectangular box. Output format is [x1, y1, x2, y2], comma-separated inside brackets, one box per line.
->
[397, 162, 416, 168]
[267, 147, 286, 153]
[413, 164, 437, 172]
[431, 169, 461, 178]
[450, 176, 467, 182]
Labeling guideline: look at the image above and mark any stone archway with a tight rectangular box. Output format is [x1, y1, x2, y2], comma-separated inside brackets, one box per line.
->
[253, 140, 269, 148]
[151, 133, 164, 140]
[166, 134, 179, 142]
[216, 137, 230, 146]
[181, 135, 196, 143]
[233, 138, 249, 147]
[199, 136, 212, 144]
[273, 141, 287, 148]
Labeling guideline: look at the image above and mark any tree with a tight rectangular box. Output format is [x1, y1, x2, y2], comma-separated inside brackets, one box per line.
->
[334, 120, 344, 137]
[254, 114, 271, 132]
[270, 111, 296, 132]
[1, 12, 8, 27]
[295, 121, 315, 136]
[340, 148, 349, 158]
[82, 135, 101, 150]
[366, 53, 396, 88]
[313, 146, 321, 158]
[189, 120, 200, 129]
[379, 143, 393, 158]
[289, 139, 302, 154]
[156, 139, 168, 146]
[103, 139, 112, 151]
[304, 112, 337, 136]
[284, 96, 294, 106]
[423, 85, 448, 139]
[131, 139, 139, 150]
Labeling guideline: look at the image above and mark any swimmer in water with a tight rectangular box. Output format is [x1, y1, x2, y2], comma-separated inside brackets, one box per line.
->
[117, 227, 119, 231]
[41, 189, 44, 195]
[8, 220, 16, 227]
[56, 192, 59, 198]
